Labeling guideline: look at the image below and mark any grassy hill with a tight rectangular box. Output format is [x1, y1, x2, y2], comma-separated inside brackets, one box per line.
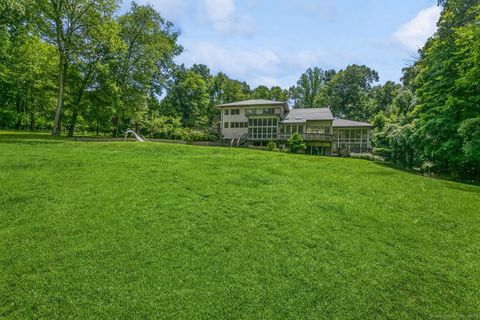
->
[1, 132, 479, 319]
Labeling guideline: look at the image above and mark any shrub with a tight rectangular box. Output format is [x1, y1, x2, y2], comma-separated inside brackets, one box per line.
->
[373, 147, 391, 159]
[287, 132, 307, 154]
[266, 140, 278, 151]
[350, 153, 385, 162]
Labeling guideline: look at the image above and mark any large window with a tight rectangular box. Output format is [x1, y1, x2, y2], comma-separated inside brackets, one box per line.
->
[281, 124, 304, 134]
[248, 117, 278, 140]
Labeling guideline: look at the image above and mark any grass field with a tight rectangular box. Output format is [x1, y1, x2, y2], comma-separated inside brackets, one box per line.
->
[1, 132, 479, 319]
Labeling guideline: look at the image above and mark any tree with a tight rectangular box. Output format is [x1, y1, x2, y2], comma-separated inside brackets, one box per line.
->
[323, 65, 379, 121]
[458, 118, 480, 174]
[287, 132, 307, 154]
[162, 67, 211, 127]
[210, 72, 249, 105]
[411, 0, 480, 177]
[250, 85, 288, 101]
[0, 3, 57, 131]
[35, 0, 117, 135]
[368, 81, 402, 116]
[111, 2, 181, 135]
[289, 67, 335, 108]
[65, 16, 121, 136]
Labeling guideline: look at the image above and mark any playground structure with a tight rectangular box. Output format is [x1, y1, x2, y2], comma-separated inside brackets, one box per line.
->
[124, 129, 147, 142]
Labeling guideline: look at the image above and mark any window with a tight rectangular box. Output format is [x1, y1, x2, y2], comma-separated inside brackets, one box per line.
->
[224, 109, 229, 115]
[224, 122, 229, 128]
[248, 117, 279, 140]
[231, 109, 240, 115]
[227, 122, 249, 128]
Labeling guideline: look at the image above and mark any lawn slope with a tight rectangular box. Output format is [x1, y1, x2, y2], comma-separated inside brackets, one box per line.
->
[1, 133, 479, 319]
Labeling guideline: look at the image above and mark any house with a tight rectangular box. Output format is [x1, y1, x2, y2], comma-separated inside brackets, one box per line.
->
[218, 99, 372, 156]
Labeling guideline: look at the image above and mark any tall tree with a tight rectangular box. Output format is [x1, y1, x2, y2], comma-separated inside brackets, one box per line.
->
[323, 64, 379, 121]
[112, 2, 181, 135]
[65, 17, 121, 136]
[210, 72, 249, 105]
[289, 67, 335, 108]
[412, 0, 480, 177]
[162, 66, 210, 127]
[250, 85, 288, 101]
[36, 0, 117, 135]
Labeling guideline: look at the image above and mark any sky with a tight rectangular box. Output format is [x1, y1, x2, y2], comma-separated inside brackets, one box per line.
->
[120, 0, 442, 89]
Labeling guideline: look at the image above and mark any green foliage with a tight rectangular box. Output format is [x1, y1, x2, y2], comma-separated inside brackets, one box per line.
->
[372, 147, 392, 159]
[289, 67, 335, 108]
[161, 67, 211, 127]
[458, 118, 480, 167]
[287, 132, 307, 153]
[410, 0, 480, 178]
[323, 65, 379, 121]
[265, 140, 278, 151]
[250, 85, 288, 101]
[112, 2, 182, 134]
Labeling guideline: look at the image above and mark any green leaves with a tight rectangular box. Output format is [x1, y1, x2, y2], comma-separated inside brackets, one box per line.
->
[287, 132, 307, 154]
[412, 0, 480, 177]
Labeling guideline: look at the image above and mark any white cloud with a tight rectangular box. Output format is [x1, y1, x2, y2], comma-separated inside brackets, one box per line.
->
[200, 0, 255, 35]
[179, 42, 281, 77]
[177, 42, 340, 88]
[394, 6, 442, 50]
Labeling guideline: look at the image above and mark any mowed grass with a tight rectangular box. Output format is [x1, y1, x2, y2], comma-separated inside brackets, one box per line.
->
[0, 133, 479, 319]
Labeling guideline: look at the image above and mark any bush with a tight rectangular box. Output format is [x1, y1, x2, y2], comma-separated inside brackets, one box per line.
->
[266, 140, 278, 151]
[287, 132, 307, 154]
[350, 153, 385, 162]
[373, 147, 391, 159]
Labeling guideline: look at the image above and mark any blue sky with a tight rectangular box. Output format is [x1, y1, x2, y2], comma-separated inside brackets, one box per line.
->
[121, 0, 441, 88]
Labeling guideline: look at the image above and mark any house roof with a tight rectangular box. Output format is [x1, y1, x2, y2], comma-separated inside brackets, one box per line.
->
[217, 99, 289, 111]
[282, 108, 334, 124]
[333, 119, 372, 128]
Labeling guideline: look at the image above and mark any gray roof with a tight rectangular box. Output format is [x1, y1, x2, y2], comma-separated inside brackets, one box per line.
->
[282, 108, 334, 124]
[217, 99, 289, 111]
[333, 119, 372, 128]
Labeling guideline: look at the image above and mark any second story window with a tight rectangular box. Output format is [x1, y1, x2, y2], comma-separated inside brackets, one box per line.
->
[231, 109, 240, 115]
[224, 109, 230, 115]
[224, 122, 229, 128]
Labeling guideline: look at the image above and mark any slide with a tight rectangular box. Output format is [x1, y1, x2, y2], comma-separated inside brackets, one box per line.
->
[124, 129, 147, 142]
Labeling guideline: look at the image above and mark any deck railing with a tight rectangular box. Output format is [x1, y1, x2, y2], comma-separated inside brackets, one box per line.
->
[276, 133, 334, 142]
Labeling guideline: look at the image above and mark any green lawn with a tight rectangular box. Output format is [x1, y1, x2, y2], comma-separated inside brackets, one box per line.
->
[1, 132, 479, 319]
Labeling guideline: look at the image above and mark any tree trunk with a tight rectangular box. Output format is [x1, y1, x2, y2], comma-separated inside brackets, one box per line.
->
[52, 52, 66, 136]
[114, 115, 120, 137]
[30, 111, 35, 131]
[68, 89, 84, 137]
[68, 109, 78, 137]
[15, 97, 22, 130]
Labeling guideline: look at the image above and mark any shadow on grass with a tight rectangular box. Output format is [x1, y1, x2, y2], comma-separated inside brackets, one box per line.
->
[0, 136, 66, 145]
[373, 161, 480, 187]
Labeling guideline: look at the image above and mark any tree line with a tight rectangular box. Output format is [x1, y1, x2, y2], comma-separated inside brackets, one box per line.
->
[0, 0, 478, 179]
